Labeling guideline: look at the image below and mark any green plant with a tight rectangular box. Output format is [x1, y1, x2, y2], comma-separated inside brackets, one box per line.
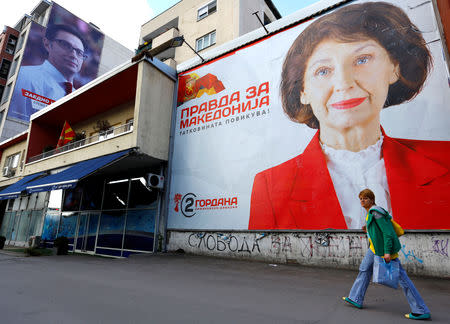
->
[53, 236, 69, 255]
[74, 131, 86, 142]
[94, 120, 111, 132]
[0, 235, 6, 249]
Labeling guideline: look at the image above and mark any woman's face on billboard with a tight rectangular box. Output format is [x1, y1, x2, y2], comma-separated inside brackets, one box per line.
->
[300, 39, 399, 131]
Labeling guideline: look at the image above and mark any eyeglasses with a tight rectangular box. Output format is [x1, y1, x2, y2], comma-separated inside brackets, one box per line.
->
[52, 39, 88, 60]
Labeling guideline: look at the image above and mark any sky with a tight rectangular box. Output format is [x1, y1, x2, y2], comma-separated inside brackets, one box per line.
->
[0, 0, 321, 51]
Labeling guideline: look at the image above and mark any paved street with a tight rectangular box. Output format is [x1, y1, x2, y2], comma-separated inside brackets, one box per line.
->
[0, 250, 449, 324]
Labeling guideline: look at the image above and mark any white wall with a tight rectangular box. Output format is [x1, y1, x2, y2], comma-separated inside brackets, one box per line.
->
[167, 230, 450, 278]
[97, 35, 133, 77]
[238, 0, 278, 36]
[134, 61, 175, 161]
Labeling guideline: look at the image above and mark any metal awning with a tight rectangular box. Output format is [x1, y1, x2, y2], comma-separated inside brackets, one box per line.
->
[25, 150, 131, 193]
[0, 172, 45, 200]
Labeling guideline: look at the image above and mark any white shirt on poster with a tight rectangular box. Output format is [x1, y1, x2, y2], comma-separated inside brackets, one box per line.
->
[8, 60, 73, 122]
[321, 136, 391, 229]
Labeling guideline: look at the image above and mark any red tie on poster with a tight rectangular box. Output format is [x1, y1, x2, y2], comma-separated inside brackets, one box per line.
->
[64, 82, 73, 95]
[56, 121, 76, 148]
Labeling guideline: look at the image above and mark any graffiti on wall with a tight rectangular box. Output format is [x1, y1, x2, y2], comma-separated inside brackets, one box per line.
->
[400, 244, 424, 264]
[183, 232, 450, 266]
[432, 238, 448, 257]
[186, 232, 369, 259]
[188, 232, 266, 253]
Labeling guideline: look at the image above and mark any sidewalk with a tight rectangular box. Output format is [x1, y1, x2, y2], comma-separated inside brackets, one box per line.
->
[0, 251, 448, 323]
[0, 246, 27, 256]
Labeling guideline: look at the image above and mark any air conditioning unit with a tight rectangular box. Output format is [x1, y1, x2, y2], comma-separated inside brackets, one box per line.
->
[147, 173, 164, 189]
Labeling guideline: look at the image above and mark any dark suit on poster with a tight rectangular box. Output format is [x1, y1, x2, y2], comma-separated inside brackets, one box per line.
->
[249, 131, 450, 230]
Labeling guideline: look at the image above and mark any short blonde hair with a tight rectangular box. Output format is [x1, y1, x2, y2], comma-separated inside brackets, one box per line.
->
[359, 189, 375, 204]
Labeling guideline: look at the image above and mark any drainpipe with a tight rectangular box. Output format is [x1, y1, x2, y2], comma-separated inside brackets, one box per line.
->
[160, 77, 179, 252]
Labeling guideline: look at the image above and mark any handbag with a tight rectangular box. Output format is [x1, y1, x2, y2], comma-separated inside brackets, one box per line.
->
[391, 219, 404, 237]
[371, 206, 404, 237]
[372, 255, 400, 289]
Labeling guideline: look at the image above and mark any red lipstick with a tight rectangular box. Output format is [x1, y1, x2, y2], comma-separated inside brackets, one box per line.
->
[331, 97, 366, 109]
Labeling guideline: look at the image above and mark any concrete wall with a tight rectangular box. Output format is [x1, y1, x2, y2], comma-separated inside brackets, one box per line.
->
[134, 61, 175, 161]
[141, 0, 277, 64]
[165, 0, 239, 63]
[167, 230, 450, 278]
[97, 35, 133, 77]
[153, 28, 180, 49]
[238, 0, 278, 36]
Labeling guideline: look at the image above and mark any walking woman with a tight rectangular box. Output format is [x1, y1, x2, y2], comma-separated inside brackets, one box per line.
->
[343, 189, 431, 320]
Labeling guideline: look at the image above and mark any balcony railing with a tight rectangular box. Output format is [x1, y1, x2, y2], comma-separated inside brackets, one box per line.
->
[28, 122, 134, 163]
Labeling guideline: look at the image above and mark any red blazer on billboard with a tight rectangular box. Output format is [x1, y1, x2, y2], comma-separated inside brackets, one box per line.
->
[249, 131, 450, 230]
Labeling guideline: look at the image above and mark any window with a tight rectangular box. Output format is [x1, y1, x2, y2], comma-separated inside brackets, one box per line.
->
[264, 12, 271, 25]
[62, 187, 82, 211]
[0, 85, 4, 100]
[1, 83, 12, 104]
[3, 152, 21, 177]
[5, 46, 14, 55]
[7, 35, 17, 46]
[196, 30, 216, 51]
[5, 35, 17, 55]
[197, 0, 217, 20]
[103, 179, 129, 210]
[8, 57, 20, 79]
[0, 59, 11, 79]
[81, 179, 103, 210]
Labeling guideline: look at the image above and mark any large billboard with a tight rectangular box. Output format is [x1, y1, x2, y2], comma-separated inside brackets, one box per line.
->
[169, 0, 450, 230]
[7, 3, 105, 121]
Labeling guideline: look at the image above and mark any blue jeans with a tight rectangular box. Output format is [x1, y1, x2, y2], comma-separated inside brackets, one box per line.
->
[349, 249, 430, 314]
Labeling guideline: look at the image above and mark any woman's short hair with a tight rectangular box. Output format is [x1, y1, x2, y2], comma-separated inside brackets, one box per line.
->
[359, 189, 376, 203]
[280, 1, 432, 129]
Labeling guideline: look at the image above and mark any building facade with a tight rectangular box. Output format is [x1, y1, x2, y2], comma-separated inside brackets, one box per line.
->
[0, 56, 176, 257]
[0, 26, 19, 103]
[0, 0, 133, 142]
[139, 0, 281, 67]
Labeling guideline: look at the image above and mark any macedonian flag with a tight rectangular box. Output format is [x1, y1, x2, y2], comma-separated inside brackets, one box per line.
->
[56, 121, 76, 148]
[177, 73, 225, 106]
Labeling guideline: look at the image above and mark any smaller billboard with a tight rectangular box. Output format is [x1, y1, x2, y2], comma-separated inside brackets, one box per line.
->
[7, 3, 105, 122]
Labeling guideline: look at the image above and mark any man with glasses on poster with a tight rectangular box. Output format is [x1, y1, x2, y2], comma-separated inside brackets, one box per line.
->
[9, 24, 88, 121]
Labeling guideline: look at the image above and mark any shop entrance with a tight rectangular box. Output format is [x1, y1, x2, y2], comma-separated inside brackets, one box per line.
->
[75, 212, 99, 253]
[5, 212, 19, 245]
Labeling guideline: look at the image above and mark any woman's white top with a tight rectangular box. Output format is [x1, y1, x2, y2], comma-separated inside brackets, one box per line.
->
[321, 136, 392, 229]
